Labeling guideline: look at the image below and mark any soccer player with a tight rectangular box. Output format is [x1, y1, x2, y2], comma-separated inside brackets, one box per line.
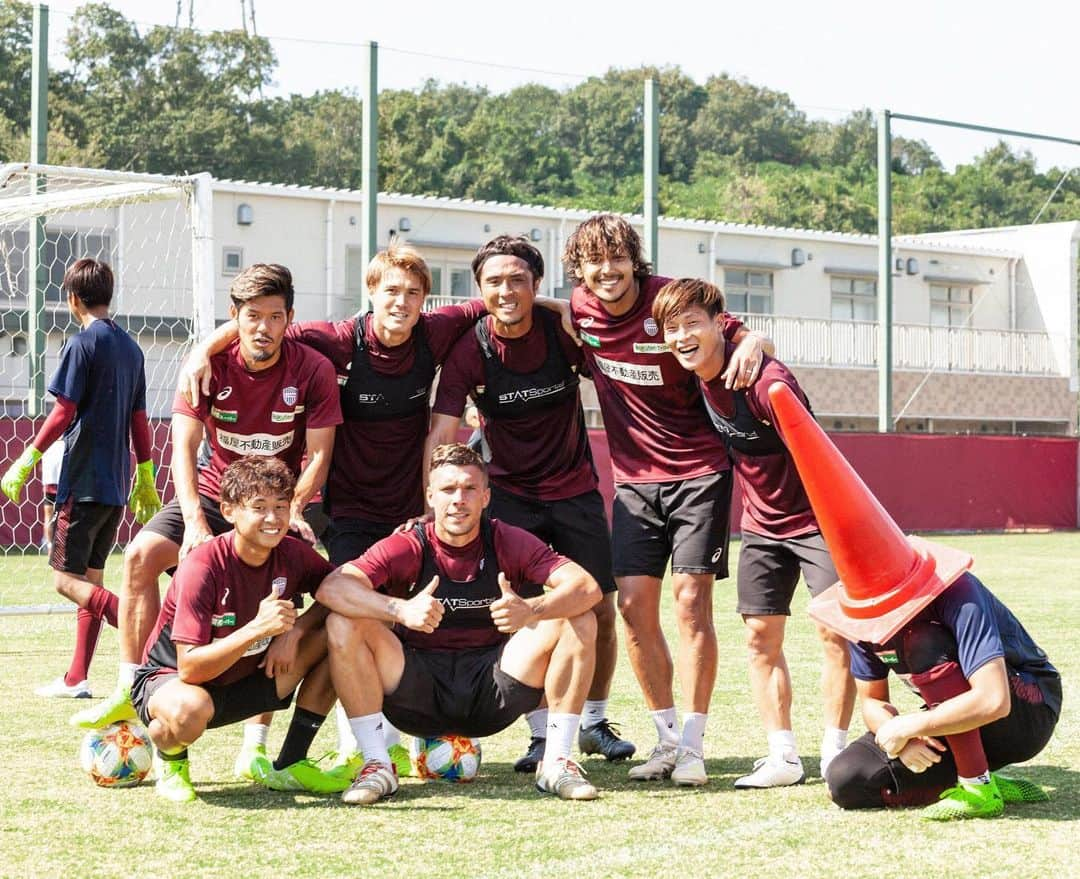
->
[316, 443, 603, 804]
[653, 277, 855, 787]
[72, 264, 342, 790]
[427, 235, 633, 771]
[768, 381, 1060, 820]
[134, 456, 337, 802]
[1, 258, 161, 698]
[561, 214, 770, 785]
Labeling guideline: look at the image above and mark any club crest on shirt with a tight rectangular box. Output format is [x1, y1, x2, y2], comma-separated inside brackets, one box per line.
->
[272, 576, 288, 597]
[216, 386, 233, 401]
[282, 386, 298, 406]
[643, 317, 659, 337]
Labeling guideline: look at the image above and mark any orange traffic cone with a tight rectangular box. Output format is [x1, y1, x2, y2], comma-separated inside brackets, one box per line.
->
[767, 381, 972, 644]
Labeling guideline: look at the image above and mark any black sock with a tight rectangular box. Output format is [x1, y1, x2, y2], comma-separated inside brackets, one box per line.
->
[159, 748, 188, 761]
[273, 708, 325, 769]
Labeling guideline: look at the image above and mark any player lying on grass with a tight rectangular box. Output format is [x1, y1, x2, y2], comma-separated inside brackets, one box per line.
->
[132, 456, 336, 803]
[767, 381, 1061, 821]
[315, 442, 603, 804]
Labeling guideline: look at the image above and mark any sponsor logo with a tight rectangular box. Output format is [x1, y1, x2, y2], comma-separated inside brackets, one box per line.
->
[211, 406, 238, 423]
[221, 587, 230, 604]
[633, 342, 669, 354]
[579, 317, 594, 328]
[211, 613, 236, 627]
[216, 387, 233, 401]
[217, 428, 295, 456]
[593, 354, 663, 386]
[243, 635, 272, 657]
[496, 382, 568, 405]
[337, 374, 349, 386]
[271, 410, 295, 423]
[711, 548, 723, 564]
[282, 386, 298, 406]
[875, 649, 900, 665]
[441, 596, 497, 611]
[643, 317, 659, 336]
[580, 330, 601, 348]
[476, 384, 486, 396]
[271, 577, 288, 597]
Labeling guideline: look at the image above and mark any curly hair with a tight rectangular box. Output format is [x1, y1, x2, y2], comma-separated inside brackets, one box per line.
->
[562, 214, 652, 285]
[219, 456, 296, 506]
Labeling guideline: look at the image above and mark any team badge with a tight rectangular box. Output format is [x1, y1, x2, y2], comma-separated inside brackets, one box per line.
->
[643, 317, 659, 337]
[282, 386, 298, 406]
[272, 577, 288, 597]
[216, 386, 233, 401]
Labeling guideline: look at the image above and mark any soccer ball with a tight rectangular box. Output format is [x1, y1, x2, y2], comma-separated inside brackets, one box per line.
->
[79, 721, 153, 788]
[409, 735, 482, 783]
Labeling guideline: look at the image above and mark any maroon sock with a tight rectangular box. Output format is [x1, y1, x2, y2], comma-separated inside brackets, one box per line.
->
[86, 585, 119, 628]
[910, 660, 989, 779]
[65, 608, 104, 686]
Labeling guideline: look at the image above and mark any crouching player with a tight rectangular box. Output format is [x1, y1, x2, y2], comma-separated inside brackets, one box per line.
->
[316, 443, 602, 804]
[133, 457, 336, 802]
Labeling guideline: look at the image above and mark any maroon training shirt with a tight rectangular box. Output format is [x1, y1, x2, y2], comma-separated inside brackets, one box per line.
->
[432, 309, 596, 501]
[173, 338, 342, 501]
[570, 275, 742, 484]
[141, 533, 336, 686]
[700, 349, 818, 538]
[288, 300, 487, 522]
[353, 519, 570, 650]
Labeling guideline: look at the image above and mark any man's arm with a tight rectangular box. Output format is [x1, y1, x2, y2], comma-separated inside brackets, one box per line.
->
[261, 600, 330, 677]
[858, 677, 947, 772]
[178, 321, 240, 405]
[490, 561, 601, 634]
[291, 425, 336, 541]
[724, 325, 776, 390]
[175, 591, 297, 684]
[316, 564, 443, 633]
[170, 413, 212, 560]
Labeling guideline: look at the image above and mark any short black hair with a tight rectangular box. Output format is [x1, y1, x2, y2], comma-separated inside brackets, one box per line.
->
[62, 259, 114, 308]
[472, 235, 544, 285]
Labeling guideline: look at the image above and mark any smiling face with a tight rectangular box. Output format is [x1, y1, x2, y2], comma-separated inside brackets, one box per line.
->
[579, 250, 637, 310]
[479, 254, 539, 333]
[369, 266, 426, 343]
[427, 463, 490, 547]
[231, 294, 292, 370]
[663, 304, 728, 379]
[222, 491, 292, 556]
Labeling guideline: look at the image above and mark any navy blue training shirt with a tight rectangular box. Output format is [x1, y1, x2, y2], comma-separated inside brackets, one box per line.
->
[49, 318, 147, 506]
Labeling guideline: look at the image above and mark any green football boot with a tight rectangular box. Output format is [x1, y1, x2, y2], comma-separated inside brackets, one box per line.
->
[388, 742, 413, 779]
[233, 742, 267, 781]
[921, 777, 1004, 821]
[156, 757, 197, 804]
[991, 772, 1050, 804]
[252, 754, 355, 794]
[70, 685, 137, 729]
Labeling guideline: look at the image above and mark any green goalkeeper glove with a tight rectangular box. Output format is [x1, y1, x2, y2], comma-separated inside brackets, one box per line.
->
[128, 460, 161, 525]
[1, 446, 42, 504]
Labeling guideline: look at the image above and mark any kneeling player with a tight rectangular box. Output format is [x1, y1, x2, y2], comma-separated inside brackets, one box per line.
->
[133, 457, 336, 802]
[317, 443, 602, 804]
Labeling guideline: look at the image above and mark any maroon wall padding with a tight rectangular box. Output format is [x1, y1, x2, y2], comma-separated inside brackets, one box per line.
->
[1, 419, 1076, 547]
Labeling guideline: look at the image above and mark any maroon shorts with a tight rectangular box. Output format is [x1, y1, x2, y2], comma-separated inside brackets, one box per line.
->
[50, 500, 123, 575]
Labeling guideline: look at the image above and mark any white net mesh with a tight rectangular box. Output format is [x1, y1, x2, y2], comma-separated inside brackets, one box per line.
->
[0, 165, 200, 613]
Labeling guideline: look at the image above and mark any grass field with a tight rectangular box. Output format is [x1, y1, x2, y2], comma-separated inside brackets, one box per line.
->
[1, 532, 1077, 879]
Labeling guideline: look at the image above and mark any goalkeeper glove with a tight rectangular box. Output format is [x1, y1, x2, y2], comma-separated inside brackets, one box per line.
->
[1, 446, 42, 504]
[128, 460, 162, 525]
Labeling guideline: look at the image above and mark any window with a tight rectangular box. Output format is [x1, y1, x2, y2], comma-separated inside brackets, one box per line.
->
[930, 284, 973, 327]
[449, 267, 474, 298]
[222, 246, 244, 276]
[723, 269, 773, 315]
[830, 276, 877, 321]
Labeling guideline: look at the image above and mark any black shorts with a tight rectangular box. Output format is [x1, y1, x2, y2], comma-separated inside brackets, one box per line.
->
[736, 530, 838, 616]
[611, 472, 732, 579]
[323, 516, 397, 567]
[382, 642, 544, 739]
[489, 485, 616, 594]
[131, 665, 294, 730]
[141, 494, 232, 546]
[50, 500, 123, 574]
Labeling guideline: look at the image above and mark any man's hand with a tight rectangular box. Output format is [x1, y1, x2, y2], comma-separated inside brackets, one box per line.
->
[289, 509, 317, 545]
[179, 517, 214, 562]
[875, 712, 919, 759]
[489, 572, 535, 634]
[1, 446, 41, 504]
[393, 511, 433, 535]
[128, 460, 162, 525]
[721, 332, 765, 390]
[178, 347, 213, 406]
[261, 627, 302, 678]
[896, 736, 946, 773]
[398, 575, 444, 633]
[250, 590, 298, 640]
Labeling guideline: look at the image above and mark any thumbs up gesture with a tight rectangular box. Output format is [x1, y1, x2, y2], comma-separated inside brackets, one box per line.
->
[400, 575, 444, 633]
[490, 572, 535, 634]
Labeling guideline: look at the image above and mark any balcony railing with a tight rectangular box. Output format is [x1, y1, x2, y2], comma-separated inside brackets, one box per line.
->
[740, 315, 1065, 376]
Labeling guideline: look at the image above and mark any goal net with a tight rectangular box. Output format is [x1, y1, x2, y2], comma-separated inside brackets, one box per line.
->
[0, 164, 214, 614]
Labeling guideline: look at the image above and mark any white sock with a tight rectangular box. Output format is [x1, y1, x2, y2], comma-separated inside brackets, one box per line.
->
[348, 713, 391, 767]
[680, 713, 708, 753]
[526, 708, 548, 739]
[959, 772, 991, 786]
[820, 726, 847, 758]
[335, 703, 358, 754]
[118, 663, 139, 688]
[382, 719, 401, 749]
[651, 707, 680, 746]
[243, 722, 269, 749]
[542, 714, 581, 765]
[581, 700, 608, 730]
[768, 729, 798, 762]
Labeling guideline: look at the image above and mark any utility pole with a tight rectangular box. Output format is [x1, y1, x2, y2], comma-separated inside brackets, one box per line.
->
[28, 3, 49, 417]
[643, 78, 659, 268]
[360, 41, 378, 314]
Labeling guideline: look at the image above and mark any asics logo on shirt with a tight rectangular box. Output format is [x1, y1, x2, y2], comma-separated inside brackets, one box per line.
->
[216, 387, 233, 400]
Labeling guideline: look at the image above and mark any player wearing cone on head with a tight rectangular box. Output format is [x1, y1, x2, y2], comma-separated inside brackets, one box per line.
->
[653, 278, 855, 788]
[768, 382, 1060, 820]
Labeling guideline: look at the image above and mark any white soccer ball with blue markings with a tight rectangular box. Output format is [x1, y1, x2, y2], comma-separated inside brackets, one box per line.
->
[79, 721, 153, 788]
[409, 735, 482, 783]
